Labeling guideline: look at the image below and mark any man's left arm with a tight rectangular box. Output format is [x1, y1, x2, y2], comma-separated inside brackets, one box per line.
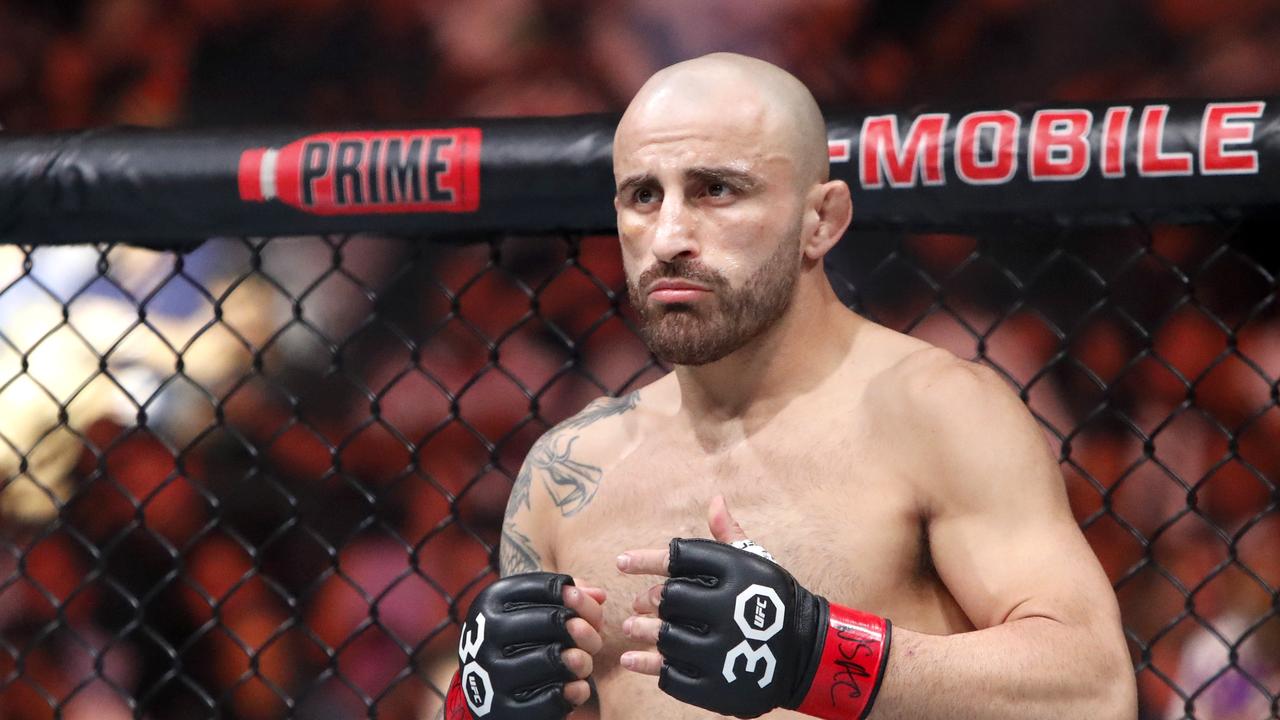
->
[869, 357, 1136, 719]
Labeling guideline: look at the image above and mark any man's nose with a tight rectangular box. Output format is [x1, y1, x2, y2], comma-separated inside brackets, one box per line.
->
[650, 196, 698, 263]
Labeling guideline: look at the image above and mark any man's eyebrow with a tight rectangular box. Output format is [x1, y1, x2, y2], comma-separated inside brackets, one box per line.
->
[615, 167, 763, 197]
[685, 166, 761, 190]
[616, 173, 657, 197]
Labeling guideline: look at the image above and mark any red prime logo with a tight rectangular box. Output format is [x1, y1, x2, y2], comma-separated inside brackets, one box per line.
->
[238, 128, 482, 215]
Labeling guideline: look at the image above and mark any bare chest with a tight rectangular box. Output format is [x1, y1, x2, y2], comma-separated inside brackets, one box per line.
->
[550, 430, 931, 718]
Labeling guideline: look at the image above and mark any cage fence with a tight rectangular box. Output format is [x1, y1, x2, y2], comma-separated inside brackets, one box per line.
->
[3, 98, 1280, 719]
[0, 218, 1276, 720]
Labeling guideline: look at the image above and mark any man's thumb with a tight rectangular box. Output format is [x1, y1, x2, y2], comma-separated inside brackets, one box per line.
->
[708, 494, 750, 544]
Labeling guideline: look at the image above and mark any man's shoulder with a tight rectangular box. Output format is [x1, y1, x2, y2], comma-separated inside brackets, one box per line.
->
[544, 370, 676, 440]
[887, 345, 1007, 403]
[550, 390, 643, 437]
[864, 335, 1057, 500]
[538, 375, 666, 446]
[524, 393, 636, 479]
[862, 334, 1025, 437]
[510, 378, 668, 526]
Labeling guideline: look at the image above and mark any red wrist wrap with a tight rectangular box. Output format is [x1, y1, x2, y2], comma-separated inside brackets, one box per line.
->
[446, 670, 474, 720]
[793, 604, 891, 720]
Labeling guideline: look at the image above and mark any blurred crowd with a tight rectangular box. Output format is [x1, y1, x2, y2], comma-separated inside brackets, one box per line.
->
[4, 0, 1280, 131]
[2, 0, 1280, 719]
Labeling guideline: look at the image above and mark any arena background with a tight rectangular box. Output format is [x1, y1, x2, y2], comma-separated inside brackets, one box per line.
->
[2, 1, 1280, 719]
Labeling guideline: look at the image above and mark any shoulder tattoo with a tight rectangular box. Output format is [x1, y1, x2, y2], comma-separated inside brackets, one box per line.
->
[507, 391, 639, 520]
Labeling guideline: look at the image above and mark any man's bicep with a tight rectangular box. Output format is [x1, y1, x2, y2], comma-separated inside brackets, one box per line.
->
[499, 452, 554, 576]
[928, 491, 1113, 631]
[500, 522, 548, 576]
[920, 364, 1117, 630]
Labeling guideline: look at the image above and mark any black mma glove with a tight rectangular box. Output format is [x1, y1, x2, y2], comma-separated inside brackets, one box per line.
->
[446, 572, 580, 720]
[657, 539, 891, 720]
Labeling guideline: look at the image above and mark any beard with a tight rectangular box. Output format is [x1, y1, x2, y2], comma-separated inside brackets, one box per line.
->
[626, 229, 802, 366]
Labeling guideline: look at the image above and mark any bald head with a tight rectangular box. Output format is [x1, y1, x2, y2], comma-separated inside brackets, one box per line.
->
[615, 53, 830, 188]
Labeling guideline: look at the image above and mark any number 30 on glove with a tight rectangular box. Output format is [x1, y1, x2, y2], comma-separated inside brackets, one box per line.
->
[637, 538, 892, 720]
[446, 573, 582, 720]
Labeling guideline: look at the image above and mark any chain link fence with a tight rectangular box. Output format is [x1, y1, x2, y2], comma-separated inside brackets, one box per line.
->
[1, 219, 1278, 719]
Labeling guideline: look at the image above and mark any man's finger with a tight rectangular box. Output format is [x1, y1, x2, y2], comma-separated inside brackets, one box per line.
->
[632, 583, 663, 615]
[566, 617, 604, 656]
[617, 548, 670, 576]
[564, 583, 606, 632]
[622, 615, 662, 645]
[620, 650, 663, 676]
[561, 647, 594, 680]
[563, 679, 590, 706]
[707, 494, 750, 544]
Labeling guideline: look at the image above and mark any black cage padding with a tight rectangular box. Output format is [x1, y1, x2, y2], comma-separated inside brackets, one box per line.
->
[2, 99, 1279, 245]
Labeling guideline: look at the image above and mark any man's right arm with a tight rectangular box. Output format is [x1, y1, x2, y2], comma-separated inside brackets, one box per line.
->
[489, 395, 638, 716]
[443, 405, 623, 720]
[499, 432, 556, 576]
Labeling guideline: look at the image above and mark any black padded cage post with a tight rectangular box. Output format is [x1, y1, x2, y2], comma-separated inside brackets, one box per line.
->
[1, 100, 1278, 719]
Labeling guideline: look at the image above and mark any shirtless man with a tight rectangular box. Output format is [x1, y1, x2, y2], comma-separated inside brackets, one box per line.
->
[443, 53, 1137, 720]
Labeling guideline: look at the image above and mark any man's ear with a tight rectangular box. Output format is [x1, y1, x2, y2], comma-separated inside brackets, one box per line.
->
[802, 180, 853, 261]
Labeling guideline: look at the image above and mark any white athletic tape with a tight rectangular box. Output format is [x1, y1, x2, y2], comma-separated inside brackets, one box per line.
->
[730, 539, 775, 562]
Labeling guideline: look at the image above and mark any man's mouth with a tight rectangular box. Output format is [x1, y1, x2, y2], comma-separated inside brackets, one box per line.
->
[647, 280, 711, 303]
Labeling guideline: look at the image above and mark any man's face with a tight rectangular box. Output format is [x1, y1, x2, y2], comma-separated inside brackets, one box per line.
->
[614, 98, 807, 366]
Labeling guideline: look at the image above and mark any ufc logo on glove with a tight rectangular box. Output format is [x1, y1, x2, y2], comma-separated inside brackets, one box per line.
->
[723, 585, 786, 688]
[642, 538, 891, 719]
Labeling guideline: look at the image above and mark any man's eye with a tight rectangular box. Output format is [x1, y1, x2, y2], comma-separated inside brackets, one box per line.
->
[635, 188, 655, 204]
[707, 182, 730, 197]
